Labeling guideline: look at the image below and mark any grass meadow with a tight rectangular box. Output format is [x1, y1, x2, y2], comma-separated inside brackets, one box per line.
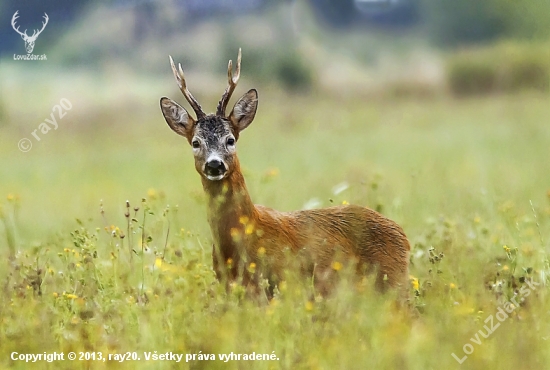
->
[1, 64, 550, 369]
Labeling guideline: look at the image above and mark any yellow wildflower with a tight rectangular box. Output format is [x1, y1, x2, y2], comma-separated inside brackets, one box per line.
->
[266, 168, 279, 177]
[230, 228, 241, 242]
[332, 261, 343, 271]
[147, 188, 157, 199]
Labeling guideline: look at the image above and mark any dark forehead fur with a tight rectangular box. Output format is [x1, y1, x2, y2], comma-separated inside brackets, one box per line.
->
[195, 114, 232, 144]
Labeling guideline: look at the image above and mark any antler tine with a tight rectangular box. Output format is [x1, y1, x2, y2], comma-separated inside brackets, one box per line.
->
[169, 55, 205, 119]
[11, 11, 26, 37]
[216, 48, 242, 117]
[35, 13, 49, 36]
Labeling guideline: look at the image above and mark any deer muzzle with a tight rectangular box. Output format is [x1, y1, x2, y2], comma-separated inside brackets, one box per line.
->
[204, 158, 227, 181]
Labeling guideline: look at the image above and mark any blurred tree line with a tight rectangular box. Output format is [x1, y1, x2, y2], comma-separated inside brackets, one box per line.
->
[2, 0, 549, 53]
[309, 0, 550, 45]
[423, 0, 550, 46]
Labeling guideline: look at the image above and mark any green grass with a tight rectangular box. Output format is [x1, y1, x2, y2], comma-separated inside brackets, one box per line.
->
[1, 68, 550, 369]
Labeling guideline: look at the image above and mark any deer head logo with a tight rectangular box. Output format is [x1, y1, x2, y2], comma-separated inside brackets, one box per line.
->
[11, 11, 49, 54]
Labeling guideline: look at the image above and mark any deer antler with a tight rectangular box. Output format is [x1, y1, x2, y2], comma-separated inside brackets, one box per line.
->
[216, 48, 242, 117]
[30, 13, 49, 39]
[11, 11, 27, 38]
[169, 56, 205, 119]
[11, 12, 48, 40]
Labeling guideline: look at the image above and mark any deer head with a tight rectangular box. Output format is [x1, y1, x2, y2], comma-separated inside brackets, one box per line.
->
[11, 11, 49, 54]
[160, 49, 258, 181]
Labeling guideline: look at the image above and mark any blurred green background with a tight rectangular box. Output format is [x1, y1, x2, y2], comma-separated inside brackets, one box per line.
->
[1, 1, 550, 369]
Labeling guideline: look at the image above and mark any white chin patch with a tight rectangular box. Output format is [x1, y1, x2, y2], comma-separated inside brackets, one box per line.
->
[206, 174, 225, 181]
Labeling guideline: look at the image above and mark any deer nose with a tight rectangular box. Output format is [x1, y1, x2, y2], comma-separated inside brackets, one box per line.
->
[205, 159, 227, 177]
[206, 159, 224, 170]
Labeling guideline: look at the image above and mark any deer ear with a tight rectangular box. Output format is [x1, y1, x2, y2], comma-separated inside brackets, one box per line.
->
[229, 89, 258, 133]
[160, 97, 195, 139]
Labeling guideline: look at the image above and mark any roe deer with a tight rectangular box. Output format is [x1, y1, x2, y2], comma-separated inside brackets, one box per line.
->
[160, 49, 410, 298]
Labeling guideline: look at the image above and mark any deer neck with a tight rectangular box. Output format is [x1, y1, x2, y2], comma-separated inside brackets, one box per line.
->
[201, 158, 256, 259]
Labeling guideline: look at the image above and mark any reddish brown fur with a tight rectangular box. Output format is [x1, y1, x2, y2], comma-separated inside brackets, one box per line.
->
[203, 156, 410, 298]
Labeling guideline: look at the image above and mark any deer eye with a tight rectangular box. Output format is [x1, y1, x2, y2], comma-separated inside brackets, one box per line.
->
[192, 140, 200, 149]
[226, 137, 235, 146]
